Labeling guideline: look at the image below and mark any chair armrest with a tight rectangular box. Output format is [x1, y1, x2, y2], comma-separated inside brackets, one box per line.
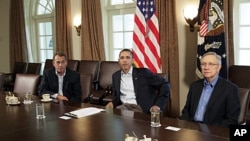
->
[3, 73, 15, 83]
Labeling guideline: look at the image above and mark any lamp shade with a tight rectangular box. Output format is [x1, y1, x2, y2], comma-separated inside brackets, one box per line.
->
[184, 5, 198, 20]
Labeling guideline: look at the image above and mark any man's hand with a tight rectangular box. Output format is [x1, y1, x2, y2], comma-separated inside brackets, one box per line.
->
[150, 105, 160, 111]
[56, 95, 69, 101]
[106, 102, 114, 108]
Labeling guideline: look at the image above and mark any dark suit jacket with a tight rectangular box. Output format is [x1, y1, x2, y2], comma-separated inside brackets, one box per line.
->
[180, 77, 240, 127]
[112, 68, 170, 114]
[38, 68, 82, 103]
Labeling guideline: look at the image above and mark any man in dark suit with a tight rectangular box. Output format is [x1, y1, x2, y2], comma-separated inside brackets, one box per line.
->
[38, 52, 82, 103]
[106, 49, 170, 114]
[180, 52, 240, 127]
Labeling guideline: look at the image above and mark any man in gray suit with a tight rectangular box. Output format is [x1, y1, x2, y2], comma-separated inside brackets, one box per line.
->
[106, 49, 170, 114]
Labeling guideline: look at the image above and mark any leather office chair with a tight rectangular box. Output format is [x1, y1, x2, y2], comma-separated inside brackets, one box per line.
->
[26, 63, 41, 74]
[0, 72, 3, 91]
[229, 65, 250, 125]
[229, 65, 250, 88]
[67, 60, 79, 71]
[3, 62, 28, 91]
[44, 59, 79, 71]
[80, 73, 93, 103]
[13, 73, 41, 95]
[78, 60, 100, 89]
[238, 88, 250, 125]
[43, 59, 53, 71]
[89, 61, 120, 105]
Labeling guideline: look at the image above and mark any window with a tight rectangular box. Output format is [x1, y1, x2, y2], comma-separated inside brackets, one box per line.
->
[35, 0, 55, 69]
[234, 0, 250, 65]
[102, 0, 135, 61]
[25, 0, 55, 72]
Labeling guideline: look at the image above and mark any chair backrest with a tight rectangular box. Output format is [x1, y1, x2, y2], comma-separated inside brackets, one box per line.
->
[229, 65, 250, 88]
[26, 63, 41, 74]
[0, 72, 3, 91]
[229, 65, 250, 124]
[78, 60, 100, 82]
[44, 59, 53, 71]
[13, 62, 28, 74]
[98, 61, 120, 89]
[238, 88, 250, 124]
[43, 59, 79, 71]
[67, 60, 79, 71]
[13, 73, 41, 95]
[80, 73, 93, 102]
[3, 62, 28, 91]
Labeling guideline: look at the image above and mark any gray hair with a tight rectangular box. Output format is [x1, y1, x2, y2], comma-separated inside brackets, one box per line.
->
[201, 52, 222, 65]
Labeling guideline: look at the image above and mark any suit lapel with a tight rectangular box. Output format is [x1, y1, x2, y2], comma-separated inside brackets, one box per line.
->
[51, 69, 59, 90]
[206, 78, 224, 109]
[114, 72, 121, 93]
[62, 71, 69, 93]
[132, 68, 139, 96]
[192, 81, 204, 115]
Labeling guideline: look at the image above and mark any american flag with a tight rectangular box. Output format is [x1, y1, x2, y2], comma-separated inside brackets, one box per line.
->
[200, 20, 208, 37]
[132, 0, 161, 73]
[199, 0, 209, 37]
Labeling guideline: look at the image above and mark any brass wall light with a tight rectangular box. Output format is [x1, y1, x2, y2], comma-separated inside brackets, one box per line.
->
[184, 5, 198, 32]
[73, 16, 81, 36]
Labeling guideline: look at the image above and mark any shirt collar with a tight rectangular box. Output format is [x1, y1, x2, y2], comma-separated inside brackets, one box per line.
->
[203, 75, 219, 87]
[121, 67, 133, 75]
[55, 69, 66, 76]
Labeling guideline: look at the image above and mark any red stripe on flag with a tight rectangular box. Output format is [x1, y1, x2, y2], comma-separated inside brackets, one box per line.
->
[148, 18, 159, 43]
[199, 20, 208, 37]
[147, 19, 161, 68]
[134, 15, 146, 36]
[133, 32, 157, 73]
[133, 34, 145, 67]
[132, 0, 162, 73]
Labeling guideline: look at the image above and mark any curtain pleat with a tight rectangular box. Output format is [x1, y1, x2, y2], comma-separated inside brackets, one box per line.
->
[224, 0, 234, 70]
[55, 0, 73, 59]
[156, 0, 180, 117]
[9, 0, 28, 71]
[81, 0, 105, 60]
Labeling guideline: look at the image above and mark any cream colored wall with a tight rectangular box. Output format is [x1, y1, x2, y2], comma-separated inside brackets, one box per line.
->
[0, 0, 200, 114]
[71, 0, 82, 60]
[0, 0, 10, 73]
[176, 0, 199, 113]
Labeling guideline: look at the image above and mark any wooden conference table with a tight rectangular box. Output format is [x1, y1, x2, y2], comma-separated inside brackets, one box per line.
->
[0, 91, 230, 141]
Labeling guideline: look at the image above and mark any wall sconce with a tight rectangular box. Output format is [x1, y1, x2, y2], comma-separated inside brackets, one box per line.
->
[73, 16, 81, 36]
[184, 5, 198, 32]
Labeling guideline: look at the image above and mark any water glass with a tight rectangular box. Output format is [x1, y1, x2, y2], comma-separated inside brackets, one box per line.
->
[24, 92, 32, 104]
[150, 108, 161, 127]
[36, 103, 46, 119]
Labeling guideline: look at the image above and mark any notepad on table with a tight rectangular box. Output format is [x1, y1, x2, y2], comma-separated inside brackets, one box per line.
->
[65, 107, 104, 118]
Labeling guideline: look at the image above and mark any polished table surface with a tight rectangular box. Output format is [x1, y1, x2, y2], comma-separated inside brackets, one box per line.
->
[0, 91, 230, 141]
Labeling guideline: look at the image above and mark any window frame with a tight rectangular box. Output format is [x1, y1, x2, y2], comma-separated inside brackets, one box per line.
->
[102, 0, 136, 61]
[233, 0, 250, 65]
[28, 0, 55, 72]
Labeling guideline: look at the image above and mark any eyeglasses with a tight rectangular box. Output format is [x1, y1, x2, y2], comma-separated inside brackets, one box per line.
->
[200, 63, 219, 67]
